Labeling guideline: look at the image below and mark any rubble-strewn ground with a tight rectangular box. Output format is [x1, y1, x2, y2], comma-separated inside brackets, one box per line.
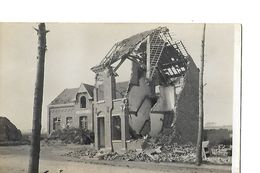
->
[63, 142, 231, 165]
[0, 144, 231, 173]
[59, 127, 231, 165]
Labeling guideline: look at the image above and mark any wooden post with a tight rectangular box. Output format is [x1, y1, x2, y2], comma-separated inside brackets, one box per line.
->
[146, 36, 151, 79]
[196, 23, 206, 166]
[28, 23, 49, 173]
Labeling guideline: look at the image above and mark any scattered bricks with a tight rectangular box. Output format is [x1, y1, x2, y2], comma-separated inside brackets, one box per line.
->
[62, 134, 231, 165]
[94, 142, 197, 163]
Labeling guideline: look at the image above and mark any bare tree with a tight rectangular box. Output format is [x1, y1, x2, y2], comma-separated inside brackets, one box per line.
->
[28, 23, 49, 173]
[196, 23, 206, 166]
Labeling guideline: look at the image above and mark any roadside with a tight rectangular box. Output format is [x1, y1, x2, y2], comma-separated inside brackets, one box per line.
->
[0, 145, 231, 173]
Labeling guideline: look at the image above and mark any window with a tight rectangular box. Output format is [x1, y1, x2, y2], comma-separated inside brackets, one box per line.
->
[79, 116, 88, 129]
[112, 116, 121, 140]
[80, 96, 86, 108]
[66, 117, 72, 127]
[53, 117, 61, 130]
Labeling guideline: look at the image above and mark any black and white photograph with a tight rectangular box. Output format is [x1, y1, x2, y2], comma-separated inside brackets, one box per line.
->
[0, 23, 241, 173]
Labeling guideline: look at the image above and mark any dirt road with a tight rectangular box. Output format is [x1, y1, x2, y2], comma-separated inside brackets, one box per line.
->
[0, 154, 168, 173]
[0, 145, 231, 173]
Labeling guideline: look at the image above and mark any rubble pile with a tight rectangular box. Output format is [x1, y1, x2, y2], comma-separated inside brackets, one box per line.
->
[143, 128, 181, 147]
[63, 143, 232, 164]
[47, 127, 94, 145]
[96, 127, 196, 163]
[99, 144, 196, 163]
[63, 140, 197, 163]
[62, 127, 231, 165]
[63, 127, 197, 163]
[64, 143, 196, 163]
[211, 144, 232, 157]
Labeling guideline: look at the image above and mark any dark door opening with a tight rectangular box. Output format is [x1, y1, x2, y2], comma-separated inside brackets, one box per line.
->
[112, 116, 121, 140]
[97, 117, 105, 148]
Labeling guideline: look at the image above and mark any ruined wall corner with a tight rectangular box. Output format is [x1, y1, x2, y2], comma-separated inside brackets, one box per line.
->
[175, 57, 199, 144]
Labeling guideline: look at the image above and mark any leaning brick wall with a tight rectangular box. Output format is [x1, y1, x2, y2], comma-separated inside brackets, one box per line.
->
[175, 57, 199, 144]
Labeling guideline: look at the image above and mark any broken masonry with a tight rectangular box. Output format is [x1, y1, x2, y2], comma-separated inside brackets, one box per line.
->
[91, 27, 199, 152]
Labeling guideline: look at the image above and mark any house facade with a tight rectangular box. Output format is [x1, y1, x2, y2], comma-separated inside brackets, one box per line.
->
[47, 83, 95, 134]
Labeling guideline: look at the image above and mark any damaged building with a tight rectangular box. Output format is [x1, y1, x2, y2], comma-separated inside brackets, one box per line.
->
[46, 27, 199, 151]
[91, 27, 199, 151]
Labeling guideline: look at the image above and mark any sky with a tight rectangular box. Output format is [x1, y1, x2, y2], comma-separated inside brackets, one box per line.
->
[0, 23, 235, 132]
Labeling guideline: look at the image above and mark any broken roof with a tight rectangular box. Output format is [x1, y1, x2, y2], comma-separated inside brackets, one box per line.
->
[49, 83, 94, 105]
[91, 26, 191, 85]
[91, 27, 168, 73]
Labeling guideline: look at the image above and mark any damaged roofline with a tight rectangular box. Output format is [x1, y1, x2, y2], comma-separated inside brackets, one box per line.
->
[90, 26, 192, 86]
[91, 27, 166, 73]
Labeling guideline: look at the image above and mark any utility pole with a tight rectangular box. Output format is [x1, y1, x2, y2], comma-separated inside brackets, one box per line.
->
[196, 23, 206, 166]
[28, 23, 49, 173]
[146, 35, 151, 79]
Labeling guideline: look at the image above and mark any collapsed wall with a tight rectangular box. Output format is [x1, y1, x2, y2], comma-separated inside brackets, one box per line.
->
[150, 85, 176, 136]
[125, 55, 199, 145]
[127, 65, 155, 137]
[142, 56, 199, 145]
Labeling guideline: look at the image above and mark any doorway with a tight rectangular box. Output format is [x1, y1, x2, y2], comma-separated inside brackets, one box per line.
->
[97, 117, 105, 148]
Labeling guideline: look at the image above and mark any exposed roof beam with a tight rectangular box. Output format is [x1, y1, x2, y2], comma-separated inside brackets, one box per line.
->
[113, 56, 127, 72]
